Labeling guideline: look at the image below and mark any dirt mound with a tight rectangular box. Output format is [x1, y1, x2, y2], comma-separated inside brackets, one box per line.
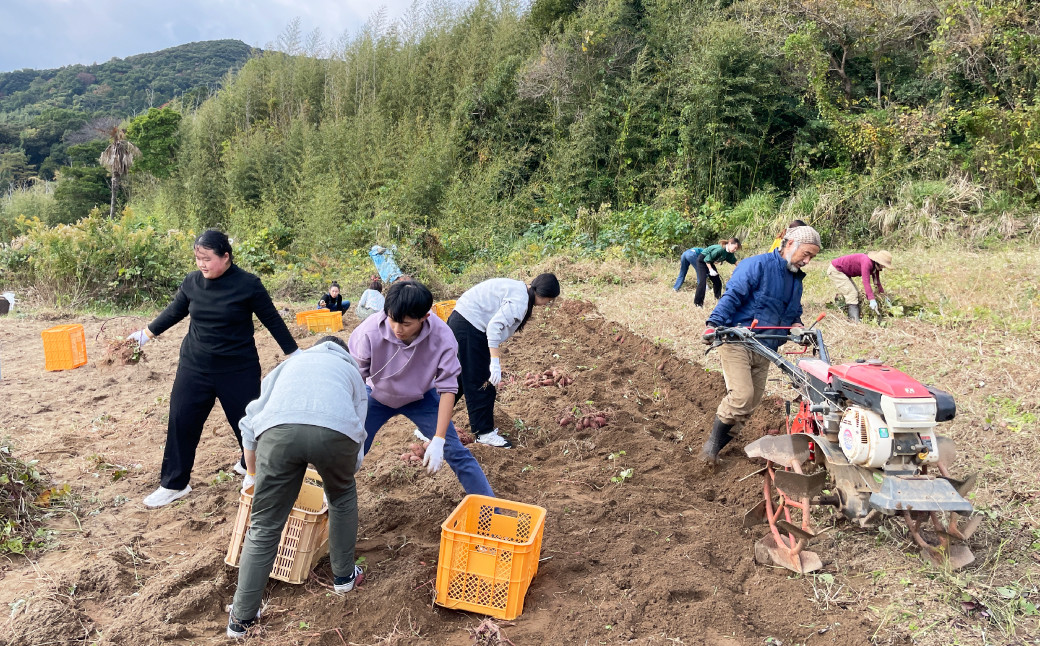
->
[0, 301, 871, 645]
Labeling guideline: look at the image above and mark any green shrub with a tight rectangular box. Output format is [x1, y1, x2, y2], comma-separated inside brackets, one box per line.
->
[0, 183, 57, 242]
[0, 209, 195, 307]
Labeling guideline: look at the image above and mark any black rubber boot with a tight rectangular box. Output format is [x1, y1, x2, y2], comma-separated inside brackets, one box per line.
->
[701, 417, 736, 464]
[846, 303, 861, 322]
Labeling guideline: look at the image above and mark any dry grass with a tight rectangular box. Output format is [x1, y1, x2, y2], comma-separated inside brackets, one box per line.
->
[563, 243, 1040, 646]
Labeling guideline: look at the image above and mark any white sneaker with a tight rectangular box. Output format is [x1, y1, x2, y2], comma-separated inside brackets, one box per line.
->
[232, 461, 248, 476]
[476, 429, 513, 449]
[333, 565, 365, 594]
[412, 427, 428, 442]
[143, 485, 192, 508]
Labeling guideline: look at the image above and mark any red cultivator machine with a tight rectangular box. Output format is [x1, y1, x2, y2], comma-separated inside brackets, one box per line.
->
[705, 316, 979, 573]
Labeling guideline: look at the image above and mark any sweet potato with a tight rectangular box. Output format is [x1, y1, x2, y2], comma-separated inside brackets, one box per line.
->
[559, 415, 575, 426]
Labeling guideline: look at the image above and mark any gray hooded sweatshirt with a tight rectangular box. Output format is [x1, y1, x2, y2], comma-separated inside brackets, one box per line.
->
[239, 341, 368, 470]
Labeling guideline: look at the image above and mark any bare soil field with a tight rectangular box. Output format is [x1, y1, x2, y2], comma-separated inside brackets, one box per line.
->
[0, 299, 875, 646]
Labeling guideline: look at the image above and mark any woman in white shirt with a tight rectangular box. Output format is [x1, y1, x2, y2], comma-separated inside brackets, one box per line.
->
[355, 278, 384, 320]
[448, 273, 560, 448]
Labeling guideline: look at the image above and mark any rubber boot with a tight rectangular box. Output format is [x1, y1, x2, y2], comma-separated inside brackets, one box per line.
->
[701, 417, 736, 464]
[846, 303, 861, 322]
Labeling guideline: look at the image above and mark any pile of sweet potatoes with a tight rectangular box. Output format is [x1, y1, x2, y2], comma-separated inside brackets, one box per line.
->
[556, 407, 613, 430]
[523, 367, 574, 388]
[399, 442, 429, 465]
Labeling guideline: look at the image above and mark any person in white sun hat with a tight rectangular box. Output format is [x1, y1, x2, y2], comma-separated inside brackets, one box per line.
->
[826, 250, 894, 321]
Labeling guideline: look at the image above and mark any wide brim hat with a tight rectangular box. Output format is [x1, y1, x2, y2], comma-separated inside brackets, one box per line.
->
[867, 250, 893, 268]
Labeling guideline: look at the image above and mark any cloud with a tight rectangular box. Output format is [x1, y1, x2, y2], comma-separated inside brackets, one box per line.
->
[0, 0, 415, 72]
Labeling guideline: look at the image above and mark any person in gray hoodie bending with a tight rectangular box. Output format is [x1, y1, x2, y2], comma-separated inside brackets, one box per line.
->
[448, 273, 561, 448]
[226, 337, 367, 639]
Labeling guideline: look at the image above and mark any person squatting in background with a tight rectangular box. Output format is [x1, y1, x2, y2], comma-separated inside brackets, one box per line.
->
[448, 273, 561, 449]
[826, 250, 894, 321]
[348, 280, 495, 496]
[673, 238, 742, 307]
[700, 225, 822, 463]
[129, 229, 300, 508]
[318, 281, 350, 314]
[768, 219, 807, 253]
[227, 337, 367, 638]
[356, 277, 384, 321]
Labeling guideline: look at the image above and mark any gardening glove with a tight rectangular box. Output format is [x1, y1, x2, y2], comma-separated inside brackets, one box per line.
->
[318, 300, 326, 308]
[708, 266, 718, 277]
[869, 299, 879, 313]
[423, 436, 445, 475]
[241, 473, 255, 493]
[702, 327, 717, 345]
[488, 357, 502, 386]
[128, 329, 150, 347]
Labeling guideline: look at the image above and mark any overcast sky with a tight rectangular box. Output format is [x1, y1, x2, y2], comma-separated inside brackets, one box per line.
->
[0, 0, 416, 73]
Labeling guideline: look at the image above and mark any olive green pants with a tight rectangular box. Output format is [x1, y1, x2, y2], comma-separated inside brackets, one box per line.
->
[716, 344, 772, 425]
[232, 424, 360, 620]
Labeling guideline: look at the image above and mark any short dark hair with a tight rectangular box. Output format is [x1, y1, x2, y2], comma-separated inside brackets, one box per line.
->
[194, 229, 233, 262]
[530, 273, 561, 298]
[369, 278, 383, 292]
[384, 280, 433, 321]
[789, 219, 807, 228]
[330, 281, 340, 289]
[315, 335, 348, 350]
[519, 273, 561, 332]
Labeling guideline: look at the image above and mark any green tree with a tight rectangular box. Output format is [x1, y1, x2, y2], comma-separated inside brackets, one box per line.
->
[126, 107, 182, 178]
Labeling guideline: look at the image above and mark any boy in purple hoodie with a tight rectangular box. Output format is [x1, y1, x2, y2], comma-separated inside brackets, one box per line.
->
[348, 280, 494, 496]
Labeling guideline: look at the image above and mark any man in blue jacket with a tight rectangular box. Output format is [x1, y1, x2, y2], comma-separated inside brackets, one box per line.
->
[701, 225, 822, 463]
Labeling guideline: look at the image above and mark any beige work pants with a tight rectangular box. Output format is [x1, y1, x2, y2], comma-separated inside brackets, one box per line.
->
[716, 344, 772, 425]
[826, 264, 860, 306]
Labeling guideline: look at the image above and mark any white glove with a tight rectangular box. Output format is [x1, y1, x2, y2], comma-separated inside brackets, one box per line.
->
[423, 436, 445, 474]
[241, 473, 255, 492]
[128, 329, 150, 347]
[289, 349, 303, 357]
[488, 357, 502, 386]
[869, 299, 879, 312]
[708, 267, 718, 277]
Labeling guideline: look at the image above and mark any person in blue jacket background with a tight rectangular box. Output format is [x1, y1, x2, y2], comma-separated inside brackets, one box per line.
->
[700, 225, 822, 463]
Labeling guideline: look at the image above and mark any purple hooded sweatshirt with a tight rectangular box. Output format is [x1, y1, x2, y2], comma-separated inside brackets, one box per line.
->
[347, 311, 461, 409]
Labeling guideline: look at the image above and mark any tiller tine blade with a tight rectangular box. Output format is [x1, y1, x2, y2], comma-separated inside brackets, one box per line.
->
[948, 512, 982, 541]
[743, 499, 768, 528]
[776, 519, 816, 541]
[744, 434, 811, 465]
[753, 534, 822, 574]
[942, 474, 978, 498]
[774, 470, 827, 499]
[947, 545, 976, 570]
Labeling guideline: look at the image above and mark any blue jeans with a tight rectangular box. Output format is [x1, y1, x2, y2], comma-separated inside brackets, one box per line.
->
[364, 388, 494, 497]
[674, 249, 701, 290]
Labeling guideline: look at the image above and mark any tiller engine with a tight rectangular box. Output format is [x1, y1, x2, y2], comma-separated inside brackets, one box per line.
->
[705, 315, 979, 573]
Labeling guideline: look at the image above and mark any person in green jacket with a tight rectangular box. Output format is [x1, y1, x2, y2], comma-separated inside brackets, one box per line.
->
[673, 237, 741, 307]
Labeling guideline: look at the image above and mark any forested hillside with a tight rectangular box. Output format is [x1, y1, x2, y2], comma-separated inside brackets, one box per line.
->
[2, 0, 1039, 306]
[0, 40, 254, 185]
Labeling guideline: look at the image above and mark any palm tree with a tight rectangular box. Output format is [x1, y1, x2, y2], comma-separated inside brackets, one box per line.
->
[98, 127, 141, 218]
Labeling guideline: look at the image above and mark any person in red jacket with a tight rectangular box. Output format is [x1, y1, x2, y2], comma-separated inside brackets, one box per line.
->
[826, 250, 893, 321]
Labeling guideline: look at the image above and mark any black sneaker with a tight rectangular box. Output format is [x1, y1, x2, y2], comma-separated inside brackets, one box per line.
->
[333, 564, 365, 594]
[226, 606, 260, 639]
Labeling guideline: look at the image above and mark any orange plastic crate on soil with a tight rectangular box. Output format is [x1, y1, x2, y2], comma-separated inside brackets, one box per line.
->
[435, 495, 547, 620]
[305, 311, 343, 333]
[225, 469, 330, 584]
[41, 324, 88, 371]
[295, 308, 329, 325]
[432, 300, 456, 323]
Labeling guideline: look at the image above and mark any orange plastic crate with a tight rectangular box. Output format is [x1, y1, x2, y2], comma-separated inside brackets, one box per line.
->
[435, 495, 546, 620]
[305, 311, 343, 333]
[225, 469, 330, 584]
[41, 324, 88, 371]
[432, 300, 456, 323]
[295, 308, 329, 325]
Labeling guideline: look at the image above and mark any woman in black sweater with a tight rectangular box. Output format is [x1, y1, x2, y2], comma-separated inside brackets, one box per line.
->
[129, 230, 300, 508]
